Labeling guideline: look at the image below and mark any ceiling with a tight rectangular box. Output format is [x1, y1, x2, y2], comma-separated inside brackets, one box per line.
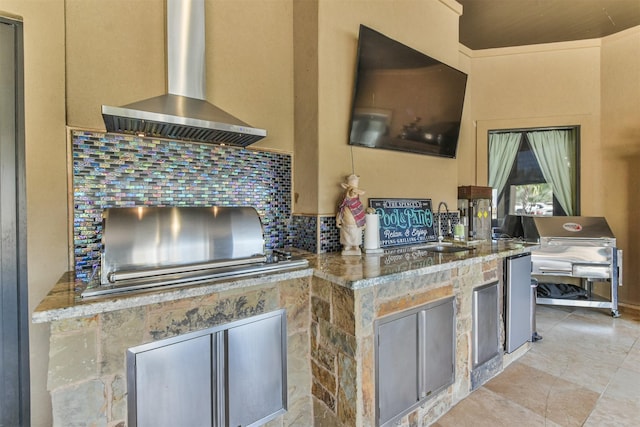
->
[457, 0, 640, 50]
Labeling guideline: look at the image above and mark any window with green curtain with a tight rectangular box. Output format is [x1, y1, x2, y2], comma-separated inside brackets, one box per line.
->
[488, 126, 579, 232]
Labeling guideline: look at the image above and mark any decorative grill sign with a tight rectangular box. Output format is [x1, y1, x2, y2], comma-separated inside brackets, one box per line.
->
[368, 198, 437, 248]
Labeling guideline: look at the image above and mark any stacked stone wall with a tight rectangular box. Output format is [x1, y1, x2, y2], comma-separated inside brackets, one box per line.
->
[47, 278, 312, 427]
[311, 260, 501, 427]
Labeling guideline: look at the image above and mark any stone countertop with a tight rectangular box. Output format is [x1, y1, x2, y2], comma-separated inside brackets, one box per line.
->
[32, 268, 314, 324]
[309, 240, 536, 290]
[32, 240, 536, 324]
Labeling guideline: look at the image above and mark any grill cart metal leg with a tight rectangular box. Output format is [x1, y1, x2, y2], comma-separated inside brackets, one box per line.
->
[531, 279, 542, 342]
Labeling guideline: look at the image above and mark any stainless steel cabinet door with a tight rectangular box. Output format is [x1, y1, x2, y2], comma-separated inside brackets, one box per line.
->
[376, 297, 455, 426]
[134, 335, 213, 427]
[129, 310, 287, 427]
[472, 282, 499, 368]
[505, 254, 532, 353]
[377, 311, 419, 426]
[422, 298, 455, 397]
[226, 312, 287, 427]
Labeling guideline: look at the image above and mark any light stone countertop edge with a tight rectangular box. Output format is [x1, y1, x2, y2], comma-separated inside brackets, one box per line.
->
[33, 242, 537, 323]
[32, 268, 314, 324]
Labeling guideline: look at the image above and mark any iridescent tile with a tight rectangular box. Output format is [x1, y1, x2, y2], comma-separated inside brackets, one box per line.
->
[72, 132, 297, 279]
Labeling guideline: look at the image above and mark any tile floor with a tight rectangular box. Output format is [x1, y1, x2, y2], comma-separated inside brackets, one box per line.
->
[434, 305, 640, 426]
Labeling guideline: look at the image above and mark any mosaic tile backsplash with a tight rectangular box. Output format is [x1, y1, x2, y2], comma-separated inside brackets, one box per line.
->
[292, 213, 458, 255]
[320, 215, 341, 253]
[291, 214, 319, 253]
[72, 131, 462, 279]
[73, 131, 293, 281]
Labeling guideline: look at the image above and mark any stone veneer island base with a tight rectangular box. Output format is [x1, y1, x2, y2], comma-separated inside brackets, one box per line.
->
[38, 272, 313, 426]
[34, 242, 535, 426]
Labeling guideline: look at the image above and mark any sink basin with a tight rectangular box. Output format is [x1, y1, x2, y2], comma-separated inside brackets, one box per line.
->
[424, 245, 473, 253]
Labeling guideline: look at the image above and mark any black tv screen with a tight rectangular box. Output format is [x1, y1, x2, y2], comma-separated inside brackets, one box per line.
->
[348, 25, 467, 158]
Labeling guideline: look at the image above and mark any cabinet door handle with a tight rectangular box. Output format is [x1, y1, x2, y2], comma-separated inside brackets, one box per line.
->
[417, 310, 427, 398]
[215, 332, 225, 427]
[617, 249, 623, 287]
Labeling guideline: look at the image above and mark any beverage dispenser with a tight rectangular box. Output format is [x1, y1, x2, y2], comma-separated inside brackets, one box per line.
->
[457, 186, 493, 241]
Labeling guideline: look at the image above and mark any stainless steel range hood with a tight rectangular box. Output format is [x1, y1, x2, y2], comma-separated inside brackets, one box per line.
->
[101, 0, 266, 147]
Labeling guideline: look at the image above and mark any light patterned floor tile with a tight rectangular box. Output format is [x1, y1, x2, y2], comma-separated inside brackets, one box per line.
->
[584, 394, 640, 427]
[432, 387, 562, 427]
[621, 338, 640, 374]
[432, 305, 640, 427]
[483, 362, 600, 426]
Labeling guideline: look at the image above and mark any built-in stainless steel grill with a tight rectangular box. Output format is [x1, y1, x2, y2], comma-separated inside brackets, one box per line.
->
[81, 206, 308, 298]
[530, 216, 623, 317]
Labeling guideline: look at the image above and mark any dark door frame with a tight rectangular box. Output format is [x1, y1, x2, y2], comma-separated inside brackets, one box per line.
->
[0, 14, 30, 425]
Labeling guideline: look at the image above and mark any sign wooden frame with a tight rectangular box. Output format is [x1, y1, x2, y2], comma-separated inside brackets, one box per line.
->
[368, 198, 437, 248]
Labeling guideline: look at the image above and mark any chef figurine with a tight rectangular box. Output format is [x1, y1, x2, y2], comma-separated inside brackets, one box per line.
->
[336, 174, 366, 255]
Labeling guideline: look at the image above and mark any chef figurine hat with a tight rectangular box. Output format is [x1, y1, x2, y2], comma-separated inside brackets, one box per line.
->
[341, 174, 365, 195]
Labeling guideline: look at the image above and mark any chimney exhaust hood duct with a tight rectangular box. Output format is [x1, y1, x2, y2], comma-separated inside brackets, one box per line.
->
[101, 0, 266, 147]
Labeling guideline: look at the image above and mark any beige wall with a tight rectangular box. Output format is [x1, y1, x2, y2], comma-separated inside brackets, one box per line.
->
[207, 0, 294, 153]
[601, 28, 640, 305]
[66, 0, 295, 154]
[0, 1, 68, 426]
[65, 0, 165, 130]
[467, 40, 603, 215]
[314, 0, 467, 214]
[467, 29, 640, 306]
[64, 0, 471, 219]
[5, 0, 640, 424]
[293, 0, 320, 214]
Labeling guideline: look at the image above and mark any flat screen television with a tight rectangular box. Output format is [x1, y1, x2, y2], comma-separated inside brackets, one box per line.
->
[348, 25, 468, 158]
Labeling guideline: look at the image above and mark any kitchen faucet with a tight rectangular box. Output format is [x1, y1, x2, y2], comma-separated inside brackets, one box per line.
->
[437, 201, 451, 242]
